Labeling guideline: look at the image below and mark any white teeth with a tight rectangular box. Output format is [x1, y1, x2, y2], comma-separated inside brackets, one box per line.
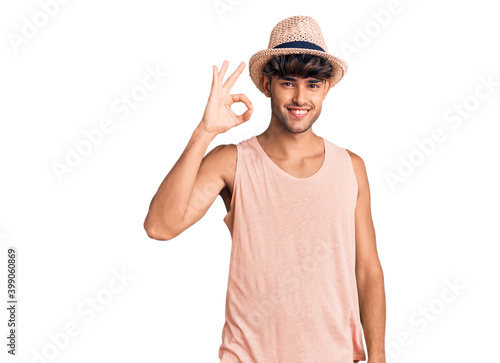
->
[289, 109, 308, 114]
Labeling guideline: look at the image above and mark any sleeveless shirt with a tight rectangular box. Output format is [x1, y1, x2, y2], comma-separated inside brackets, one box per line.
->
[219, 135, 367, 363]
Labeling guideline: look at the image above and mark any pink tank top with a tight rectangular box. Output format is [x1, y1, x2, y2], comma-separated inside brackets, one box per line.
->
[219, 135, 366, 363]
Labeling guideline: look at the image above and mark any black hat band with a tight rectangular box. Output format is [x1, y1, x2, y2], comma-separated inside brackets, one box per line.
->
[273, 41, 325, 52]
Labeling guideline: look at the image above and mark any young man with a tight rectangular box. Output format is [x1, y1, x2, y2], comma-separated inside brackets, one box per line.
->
[144, 15, 386, 363]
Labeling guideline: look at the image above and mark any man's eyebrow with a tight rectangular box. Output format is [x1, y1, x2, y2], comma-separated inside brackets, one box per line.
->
[278, 76, 323, 83]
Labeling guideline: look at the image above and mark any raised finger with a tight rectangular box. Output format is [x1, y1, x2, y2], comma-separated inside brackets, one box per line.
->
[218, 60, 229, 85]
[223, 61, 245, 90]
[211, 65, 219, 92]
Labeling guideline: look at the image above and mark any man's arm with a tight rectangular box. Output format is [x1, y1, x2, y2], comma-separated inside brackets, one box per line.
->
[144, 126, 228, 240]
[347, 150, 387, 363]
[143, 60, 253, 241]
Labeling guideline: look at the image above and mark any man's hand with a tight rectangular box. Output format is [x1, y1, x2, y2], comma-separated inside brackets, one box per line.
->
[199, 60, 254, 135]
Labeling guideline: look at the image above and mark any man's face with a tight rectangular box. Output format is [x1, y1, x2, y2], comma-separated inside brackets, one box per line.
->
[262, 74, 331, 134]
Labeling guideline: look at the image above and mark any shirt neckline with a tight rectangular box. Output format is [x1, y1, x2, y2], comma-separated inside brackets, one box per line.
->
[252, 135, 328, 182]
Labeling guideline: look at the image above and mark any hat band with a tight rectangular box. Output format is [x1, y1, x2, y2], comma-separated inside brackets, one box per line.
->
[272, 40, 325, 52]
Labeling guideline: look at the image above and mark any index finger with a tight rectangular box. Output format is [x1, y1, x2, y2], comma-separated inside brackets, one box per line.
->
[222, 61, 245, 90]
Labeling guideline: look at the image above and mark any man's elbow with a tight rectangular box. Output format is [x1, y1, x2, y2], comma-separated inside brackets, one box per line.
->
[143, 216, 177, 241]
[356, 258, 384, 281]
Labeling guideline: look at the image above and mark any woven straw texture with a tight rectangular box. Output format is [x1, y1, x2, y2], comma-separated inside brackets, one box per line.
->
[248, 16, 348, 94]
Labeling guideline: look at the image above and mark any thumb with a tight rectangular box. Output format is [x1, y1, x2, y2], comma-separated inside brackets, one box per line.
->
[235, 107, 254, 125]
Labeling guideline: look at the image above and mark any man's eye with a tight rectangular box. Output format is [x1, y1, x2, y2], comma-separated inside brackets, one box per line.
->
[280, 82, 320, 88]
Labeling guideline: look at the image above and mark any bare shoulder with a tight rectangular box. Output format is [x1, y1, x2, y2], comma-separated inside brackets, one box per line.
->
[345, 149, 365, 171]
[345, 149, 369, 192]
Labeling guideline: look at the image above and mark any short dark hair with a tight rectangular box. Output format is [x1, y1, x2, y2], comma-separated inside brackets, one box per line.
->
[262, 53, 334, 88]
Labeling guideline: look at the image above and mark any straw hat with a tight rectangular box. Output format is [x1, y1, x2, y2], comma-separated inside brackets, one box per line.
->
[248, 15, 348, 94]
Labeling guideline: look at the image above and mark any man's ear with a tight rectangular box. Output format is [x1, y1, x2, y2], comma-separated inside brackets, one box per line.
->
[261, 75, 271, 98]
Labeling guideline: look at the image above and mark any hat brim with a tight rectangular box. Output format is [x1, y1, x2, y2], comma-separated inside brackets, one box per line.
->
[248, 48, 348, 94]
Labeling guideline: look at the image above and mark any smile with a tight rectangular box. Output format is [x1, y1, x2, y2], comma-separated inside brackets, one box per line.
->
[287, 108, 310, 118]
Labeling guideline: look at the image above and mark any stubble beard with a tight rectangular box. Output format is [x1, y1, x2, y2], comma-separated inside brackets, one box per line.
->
[270, 93, 321, 134]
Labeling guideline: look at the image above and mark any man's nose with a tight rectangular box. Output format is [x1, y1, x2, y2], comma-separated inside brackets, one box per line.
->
[292, 85, 307, 106]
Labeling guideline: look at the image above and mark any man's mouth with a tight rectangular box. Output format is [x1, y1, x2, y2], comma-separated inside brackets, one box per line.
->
[287, 108, 310, 118]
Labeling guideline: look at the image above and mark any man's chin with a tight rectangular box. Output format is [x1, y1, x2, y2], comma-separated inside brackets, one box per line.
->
[284, 122, 311, 134]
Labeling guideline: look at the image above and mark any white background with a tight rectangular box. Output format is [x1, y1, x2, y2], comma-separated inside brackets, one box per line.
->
[1, 0, 499, 362]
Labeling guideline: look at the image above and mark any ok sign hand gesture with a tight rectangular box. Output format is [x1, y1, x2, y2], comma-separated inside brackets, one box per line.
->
[199, 60, 254, 135]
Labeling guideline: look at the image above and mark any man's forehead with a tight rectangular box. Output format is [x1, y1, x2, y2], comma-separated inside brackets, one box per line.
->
[277, 75, 323, 83]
